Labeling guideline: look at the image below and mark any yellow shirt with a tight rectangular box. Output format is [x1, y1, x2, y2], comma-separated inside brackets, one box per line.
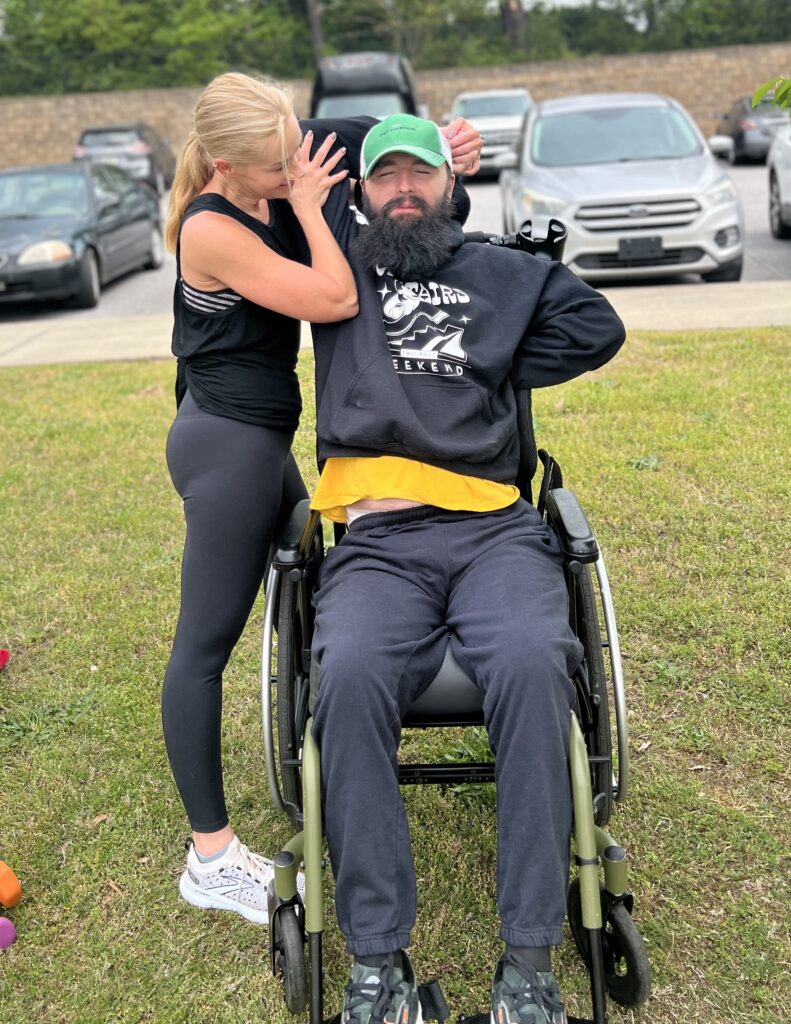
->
[311, 456, 520, 523]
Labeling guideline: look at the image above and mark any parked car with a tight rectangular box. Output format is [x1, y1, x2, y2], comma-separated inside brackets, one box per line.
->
[715, 96, 790, 164]
[767, 118, 791, 239]
[0, 162, 164, 308]
[444, 88, 532, 175]
[310, 52, 426, 119]
[73, 123, 176, 196]
[499, 92, 744, 283]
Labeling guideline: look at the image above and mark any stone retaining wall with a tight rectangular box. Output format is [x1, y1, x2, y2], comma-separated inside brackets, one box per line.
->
[2, 41, 789, 170]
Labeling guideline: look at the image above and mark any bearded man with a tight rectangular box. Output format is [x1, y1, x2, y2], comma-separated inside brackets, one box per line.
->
[308, 115, 626, 1024]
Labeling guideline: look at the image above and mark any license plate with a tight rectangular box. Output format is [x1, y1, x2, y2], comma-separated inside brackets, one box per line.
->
[618, 236, 663, 261]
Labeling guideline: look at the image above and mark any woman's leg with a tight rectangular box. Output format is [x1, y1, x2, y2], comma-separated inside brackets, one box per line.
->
[162, 393, 296, 841]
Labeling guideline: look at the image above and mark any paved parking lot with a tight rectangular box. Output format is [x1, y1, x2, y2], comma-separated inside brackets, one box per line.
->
[0, 164, 788, 367]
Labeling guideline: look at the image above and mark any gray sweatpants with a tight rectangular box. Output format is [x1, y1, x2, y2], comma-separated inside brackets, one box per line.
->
[311, 500, 582, 956]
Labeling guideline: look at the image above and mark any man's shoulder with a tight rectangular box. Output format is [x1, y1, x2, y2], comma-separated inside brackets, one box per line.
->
[450, 236, 551, 280]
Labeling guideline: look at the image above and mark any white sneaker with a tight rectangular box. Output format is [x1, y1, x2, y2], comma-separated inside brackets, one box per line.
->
[178, 836, 305, 924]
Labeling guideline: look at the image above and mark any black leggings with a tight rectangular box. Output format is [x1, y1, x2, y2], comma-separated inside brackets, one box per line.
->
[162, 390, 307, 832]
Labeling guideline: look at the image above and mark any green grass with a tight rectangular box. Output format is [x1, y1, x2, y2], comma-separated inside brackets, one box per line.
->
[0, 327, 789, 1023]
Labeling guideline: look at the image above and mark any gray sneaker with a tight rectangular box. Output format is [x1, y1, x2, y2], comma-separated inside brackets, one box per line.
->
[491, 955, 567, 1024]
[342, 952, 423, 1024]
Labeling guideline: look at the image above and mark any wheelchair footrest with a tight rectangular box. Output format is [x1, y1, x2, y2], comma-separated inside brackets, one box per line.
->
[459, 1017, 593, 1024]
[419, 980, 451, 1023]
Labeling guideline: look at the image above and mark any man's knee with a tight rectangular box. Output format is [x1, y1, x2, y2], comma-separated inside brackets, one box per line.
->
[312, 635, 399, 729]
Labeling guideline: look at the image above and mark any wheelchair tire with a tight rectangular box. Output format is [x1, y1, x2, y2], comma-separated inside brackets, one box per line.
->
[570, 564, 613, 826]
[276, 576, 312, 826]
[275, 528, 323, 827]
[272, 906, 308, 1014]
[566, 879, 651, 1008]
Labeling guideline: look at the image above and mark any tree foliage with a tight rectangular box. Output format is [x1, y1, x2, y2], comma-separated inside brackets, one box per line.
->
[0, 0, 787, 96]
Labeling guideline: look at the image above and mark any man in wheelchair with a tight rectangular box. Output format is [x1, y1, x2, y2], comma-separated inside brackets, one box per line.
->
[308, 116, 626, 1024]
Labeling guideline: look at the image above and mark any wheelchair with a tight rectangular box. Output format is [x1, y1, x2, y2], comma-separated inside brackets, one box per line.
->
[260, 221, 652, 1024]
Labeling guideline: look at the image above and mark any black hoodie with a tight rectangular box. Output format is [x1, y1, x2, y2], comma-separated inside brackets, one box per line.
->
[312, 199, 626, 484]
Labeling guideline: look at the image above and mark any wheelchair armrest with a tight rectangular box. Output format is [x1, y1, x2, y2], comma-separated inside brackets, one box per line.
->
[544, 488, 599, 565]
[272, 499, 321, 571]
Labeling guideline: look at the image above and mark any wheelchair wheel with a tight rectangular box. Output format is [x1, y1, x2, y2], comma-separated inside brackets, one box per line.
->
[566, 879, 651, 1007]
[272, 906, 308, 1013]
[569, 564, 613, 826]
[276, 531, 323, 827]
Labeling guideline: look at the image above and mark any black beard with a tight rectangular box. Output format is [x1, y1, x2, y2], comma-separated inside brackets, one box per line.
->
[353, 192, 457, 279]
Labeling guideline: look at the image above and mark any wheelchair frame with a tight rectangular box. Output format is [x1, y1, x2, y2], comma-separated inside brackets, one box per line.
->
[259, 221, 650, 1024]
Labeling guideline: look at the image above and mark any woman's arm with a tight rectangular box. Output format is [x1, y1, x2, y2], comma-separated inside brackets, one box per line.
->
[180, 134, 359, 323]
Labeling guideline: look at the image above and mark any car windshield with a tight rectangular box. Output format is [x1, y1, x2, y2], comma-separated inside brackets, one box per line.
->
[0, 171, 90, 218]
[456, 95, 529, 118]
[753, 98, 789, 119]
[531, 106, 702, 167]
[315, 93, 408, 118]
[80, 129, 139, 147]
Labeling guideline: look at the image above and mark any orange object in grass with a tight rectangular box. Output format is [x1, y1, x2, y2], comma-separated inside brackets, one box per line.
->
[0, 862, 21, 909]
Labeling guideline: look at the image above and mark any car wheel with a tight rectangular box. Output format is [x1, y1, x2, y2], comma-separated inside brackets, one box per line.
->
[769, 174, 791, 239]
[702, 256, 743, 283]
[73, 249, 101, 308]
[144, 226, 165, 270]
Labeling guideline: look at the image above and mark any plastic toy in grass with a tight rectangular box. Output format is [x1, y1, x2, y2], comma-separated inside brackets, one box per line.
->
[0, 861, 21, 909]
[0, 860, 21, 950]
[0, 917, 16, 949]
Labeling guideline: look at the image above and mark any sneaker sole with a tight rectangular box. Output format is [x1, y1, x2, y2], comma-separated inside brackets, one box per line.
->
[178, 870, 270, 925]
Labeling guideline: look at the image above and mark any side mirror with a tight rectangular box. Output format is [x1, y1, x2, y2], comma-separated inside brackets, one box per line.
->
[708, 134, 734, 159]
[98, 197, 121, 219]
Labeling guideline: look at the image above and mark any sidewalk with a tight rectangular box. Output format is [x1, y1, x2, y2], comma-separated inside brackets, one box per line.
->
[0, 281, 789, 367]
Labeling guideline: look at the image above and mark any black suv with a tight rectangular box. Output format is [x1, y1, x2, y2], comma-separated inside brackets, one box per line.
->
[73, 123, 177, 196]
[310, 52, 426, 119]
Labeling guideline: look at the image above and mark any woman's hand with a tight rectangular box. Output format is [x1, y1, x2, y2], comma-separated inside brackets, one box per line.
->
[288, 131, 349, 214]
[442, 117, 482, 177]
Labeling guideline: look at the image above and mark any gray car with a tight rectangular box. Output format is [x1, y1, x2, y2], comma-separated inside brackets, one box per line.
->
[716, 96, 790, 164]
[499, 93, 744, 283]
[767, 117, 791, 239]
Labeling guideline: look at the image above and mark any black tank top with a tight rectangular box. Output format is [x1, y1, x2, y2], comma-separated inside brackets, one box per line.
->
[172, 193, 305, 431]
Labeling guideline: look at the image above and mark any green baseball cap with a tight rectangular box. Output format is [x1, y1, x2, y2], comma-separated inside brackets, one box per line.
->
[360, 114, 453, 180]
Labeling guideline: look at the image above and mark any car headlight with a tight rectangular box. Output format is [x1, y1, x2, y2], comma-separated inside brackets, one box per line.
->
[704, 177, 738, 207]
[522, 189, 568, 216]
[18, 240, 74, 266]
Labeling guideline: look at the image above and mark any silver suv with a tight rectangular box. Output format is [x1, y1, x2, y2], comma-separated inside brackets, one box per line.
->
[446, 88, 532, 175]
[499, 93, 744, 282]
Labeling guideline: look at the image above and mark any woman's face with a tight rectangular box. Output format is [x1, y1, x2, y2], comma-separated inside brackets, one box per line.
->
[231, 115, 303, 200]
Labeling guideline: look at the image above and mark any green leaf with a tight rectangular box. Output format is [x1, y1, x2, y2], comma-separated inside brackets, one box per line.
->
[751, 78, 781, 107]
[774, 80, 791, 109]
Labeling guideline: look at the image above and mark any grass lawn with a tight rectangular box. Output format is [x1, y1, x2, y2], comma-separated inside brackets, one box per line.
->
[0, 326, 789, 1023]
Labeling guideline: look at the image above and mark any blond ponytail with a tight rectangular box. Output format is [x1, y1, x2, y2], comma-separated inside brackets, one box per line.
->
[164, 72, 294, 253]
[164, 132, 213, 251]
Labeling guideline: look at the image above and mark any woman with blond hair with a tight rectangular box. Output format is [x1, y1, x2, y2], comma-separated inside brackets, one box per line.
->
[161, 71, 481, 925]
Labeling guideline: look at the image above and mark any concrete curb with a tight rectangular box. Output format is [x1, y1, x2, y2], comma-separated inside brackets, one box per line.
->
[0, 282, 788, 368]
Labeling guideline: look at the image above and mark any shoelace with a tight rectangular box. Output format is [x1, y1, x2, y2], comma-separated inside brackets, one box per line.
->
[344, 962, 405, 1024]
[499, 957, 566, 1023]
[225, 842, 304, 898]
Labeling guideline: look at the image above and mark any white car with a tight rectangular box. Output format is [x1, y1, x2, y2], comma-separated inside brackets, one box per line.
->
[767, 116, 791, 238]
[445, 88, 532, 175]
[499, 93, 744, 282]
